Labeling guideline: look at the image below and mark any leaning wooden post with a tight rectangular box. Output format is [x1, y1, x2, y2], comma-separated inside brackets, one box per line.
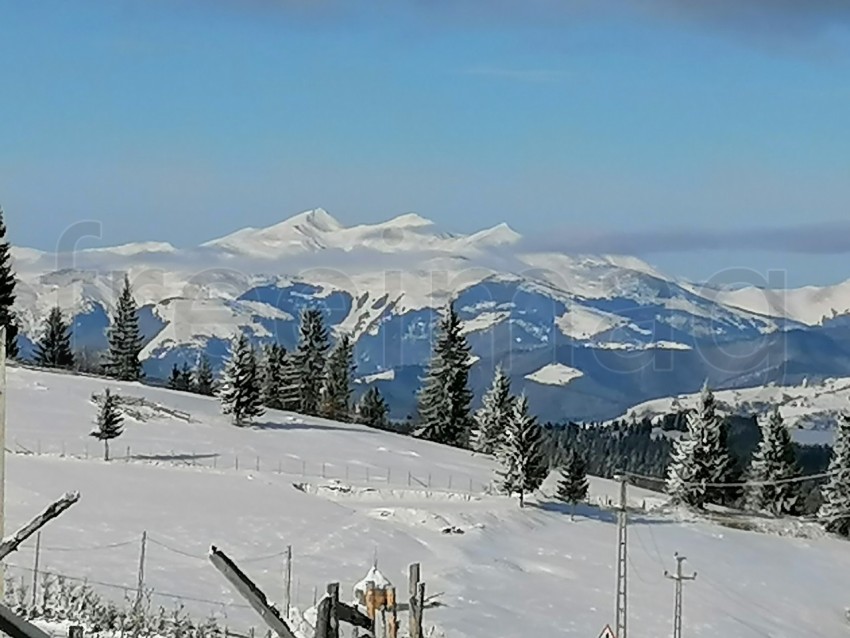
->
[408, 564, 421, 638]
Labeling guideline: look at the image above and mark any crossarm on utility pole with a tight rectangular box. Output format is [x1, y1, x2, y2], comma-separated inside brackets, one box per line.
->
[209, 545, 298, 638]
[0, 491, 80, 561]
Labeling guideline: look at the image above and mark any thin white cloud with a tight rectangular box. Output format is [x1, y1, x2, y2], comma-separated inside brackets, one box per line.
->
[519, 221, 850, 256]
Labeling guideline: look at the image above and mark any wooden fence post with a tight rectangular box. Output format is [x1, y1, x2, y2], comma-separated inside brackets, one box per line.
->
[416, 582, 425, 638]
[328, 582, 340, 638]
[387, 587, 398, 638]
[408, 564, 421, 638]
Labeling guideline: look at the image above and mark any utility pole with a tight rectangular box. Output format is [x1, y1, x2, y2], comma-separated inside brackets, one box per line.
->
[0, 325, 6, 599]
[664, 553, 697, 638]
[614, 475, 628, 638]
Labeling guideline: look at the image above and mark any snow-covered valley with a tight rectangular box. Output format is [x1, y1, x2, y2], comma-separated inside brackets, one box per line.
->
[6, 366, 850, 637]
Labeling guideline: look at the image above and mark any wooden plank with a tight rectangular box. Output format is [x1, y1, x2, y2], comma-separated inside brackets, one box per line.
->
[0, 602, 52, 638]
[337, 601, 372, 630]
[0, 491, 80, 560]
[209, 545, 298, 638]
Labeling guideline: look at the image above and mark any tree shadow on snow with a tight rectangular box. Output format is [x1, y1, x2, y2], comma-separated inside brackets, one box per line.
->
[533, 500, 674, 526]
[249, 420, 382, 434]
[132, 452, 220, 463]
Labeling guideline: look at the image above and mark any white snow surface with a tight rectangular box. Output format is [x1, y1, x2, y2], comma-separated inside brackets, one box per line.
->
[710, 280, 850, 326]
[7, 365, 850, 638]
[618, 377, 850, 444]
[524, 363, 584, 386]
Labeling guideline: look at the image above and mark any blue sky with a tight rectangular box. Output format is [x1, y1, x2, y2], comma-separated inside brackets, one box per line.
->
[1, 1, 849, 286]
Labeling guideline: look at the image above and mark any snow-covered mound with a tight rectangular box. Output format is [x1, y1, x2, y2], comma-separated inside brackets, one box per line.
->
[525, 363, 583, 386]
[7, 366, 850, 638]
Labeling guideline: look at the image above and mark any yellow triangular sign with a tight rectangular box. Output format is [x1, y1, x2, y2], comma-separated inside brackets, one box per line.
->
[598, 625, 616, 638]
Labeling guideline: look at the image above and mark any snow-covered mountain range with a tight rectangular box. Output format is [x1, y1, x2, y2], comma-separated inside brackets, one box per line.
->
[14, 208, 850, 421]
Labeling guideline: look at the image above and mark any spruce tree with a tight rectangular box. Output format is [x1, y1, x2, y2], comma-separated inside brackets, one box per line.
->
[416, 303, 474, 448]
[278, 351, 302, 411]
[357, 387, 390, 429]
[498, 394, 549, 508]
[292, 309, 330, 416]
[90, 389, 124, 461]
[746, 407, 800, 516]
[261, 343, 286, 409]
[179, 361, 193, 391]
[106, 275, 144, 381]
[666, 383, 734, 509]
[556, 448, 589, 519]
[0, 208, 19, 358]
[321, 333, 355, 422]
[219, 333, 265, 426]
[819, 415, 850, 536]
[194, 354, 215, 396]
[168, 364, 181, 390]
[34, 306, 74, 369]
[471, 366, 513, 454]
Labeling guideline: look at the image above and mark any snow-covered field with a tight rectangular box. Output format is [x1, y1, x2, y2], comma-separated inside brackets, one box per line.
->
[6, 366, 850, 637]
[619, 377, 850, 445]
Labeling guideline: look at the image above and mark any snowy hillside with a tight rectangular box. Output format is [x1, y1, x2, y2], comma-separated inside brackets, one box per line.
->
[14, 207, 850, 421]
[7, 365, 850, 638]
[618, 377, 850, 445]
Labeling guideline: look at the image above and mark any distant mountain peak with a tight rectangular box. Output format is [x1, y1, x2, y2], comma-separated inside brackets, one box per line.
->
[381, 212, 434, 228]
[286, 208, 343, 232]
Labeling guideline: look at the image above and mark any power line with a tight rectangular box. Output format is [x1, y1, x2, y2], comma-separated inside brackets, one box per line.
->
[39, 539, 138, 552]
[4, 561, 253, 610]
[624, 469, 837, 490]
[147, 536, 290, 563]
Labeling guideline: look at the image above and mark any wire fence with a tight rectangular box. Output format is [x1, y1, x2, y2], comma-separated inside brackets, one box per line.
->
[3, 531, 346, 636]
[9, 436, 494, 496]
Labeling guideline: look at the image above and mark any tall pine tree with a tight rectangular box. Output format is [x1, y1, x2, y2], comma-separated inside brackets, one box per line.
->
[0, 208, 19, 358]
[416, 303, 474, 448]
[106, 275, 144, 381]
[91, 389, 124, 461]
[261, 343, 286, 409]
[357, 387, 390, 430]
[746, 407, 800, 515]
[556, 448, 589, 519]
[292, 309, 330, 416]
[219, 333, 265, 426]
[819, 415, 850, 536]
[194, 354, 215, 396]
[321, 333, 355, 421]
[498, 394, 549, 508]
[34, 306, 74, 369]
[666, 383, 735, 509]
[471, 366, 513, 454]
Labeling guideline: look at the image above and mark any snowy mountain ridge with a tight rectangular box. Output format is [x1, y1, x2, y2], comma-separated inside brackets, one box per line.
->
[12, 207, 850, 421]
